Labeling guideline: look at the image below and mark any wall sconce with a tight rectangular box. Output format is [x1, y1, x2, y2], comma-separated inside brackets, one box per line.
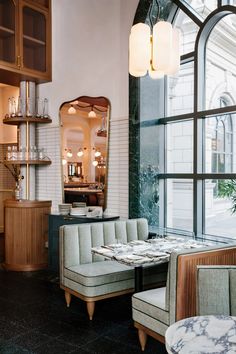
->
[129, 0, 180, 79]
[68, 105, 76, 114]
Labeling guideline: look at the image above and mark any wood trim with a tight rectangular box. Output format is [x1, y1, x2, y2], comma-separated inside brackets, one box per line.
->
[60, 285, 134, 302]
[176, 247, 236, 321]
[134, 322, 165, 344]
[4, 199, 51, 208]
[3, 262, 47, 271]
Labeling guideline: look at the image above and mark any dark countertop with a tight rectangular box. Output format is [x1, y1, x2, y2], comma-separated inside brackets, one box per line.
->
[49, 213, 120, 222]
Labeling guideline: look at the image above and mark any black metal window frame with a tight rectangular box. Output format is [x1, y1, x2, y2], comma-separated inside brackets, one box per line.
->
[155, 0, 236, 238]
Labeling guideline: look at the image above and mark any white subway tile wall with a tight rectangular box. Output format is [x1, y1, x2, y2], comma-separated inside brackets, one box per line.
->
[36, 116, 129, 218]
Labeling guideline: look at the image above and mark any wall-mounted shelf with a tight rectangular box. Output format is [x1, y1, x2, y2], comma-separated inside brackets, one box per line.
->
[3, 116, 52, 125]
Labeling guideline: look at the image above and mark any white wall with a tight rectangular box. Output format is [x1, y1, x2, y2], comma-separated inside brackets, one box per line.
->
[37, 0, 139, 215]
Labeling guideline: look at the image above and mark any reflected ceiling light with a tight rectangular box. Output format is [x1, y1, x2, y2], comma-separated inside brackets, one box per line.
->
[88, 106, 97, 118]
[94, 148, 101, 157]
[92, 160, 98, 166]
[129, 0, 180, 79]
[77, 148, 84, 157]
[62, 158, 67, 165]
[66, 149, 73, 158]
[68, 105, 76, 114]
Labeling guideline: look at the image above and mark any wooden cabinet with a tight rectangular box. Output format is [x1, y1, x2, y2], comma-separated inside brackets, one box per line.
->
[0, 0, 51, 85]
[4, 199, 51, 271]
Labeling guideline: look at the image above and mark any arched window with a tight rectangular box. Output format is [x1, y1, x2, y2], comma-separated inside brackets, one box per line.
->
[130, 0, 236, 239]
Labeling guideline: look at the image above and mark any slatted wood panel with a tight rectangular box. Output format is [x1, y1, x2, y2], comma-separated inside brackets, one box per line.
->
[176, 248, 236, 321]
[0, 190, 13, 232]
[4, 200, 51, 271]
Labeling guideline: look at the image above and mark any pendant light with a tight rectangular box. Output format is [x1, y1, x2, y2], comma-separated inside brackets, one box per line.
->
[129, 0, 180, 79]
[88, 106, 97, 118]
[68, 105, 76, 114]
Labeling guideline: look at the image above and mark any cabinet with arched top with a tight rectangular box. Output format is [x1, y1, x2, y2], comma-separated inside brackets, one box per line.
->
[0, 0, 51, 85]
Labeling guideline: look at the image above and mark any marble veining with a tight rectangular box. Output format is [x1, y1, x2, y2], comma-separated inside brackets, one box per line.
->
[166, 315, 236, 354]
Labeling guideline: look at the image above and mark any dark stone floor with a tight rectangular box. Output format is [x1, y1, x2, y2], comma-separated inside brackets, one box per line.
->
[0, 269, 168, 354]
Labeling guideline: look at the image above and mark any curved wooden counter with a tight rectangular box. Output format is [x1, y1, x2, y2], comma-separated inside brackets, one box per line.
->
[4, 199, 51, 271]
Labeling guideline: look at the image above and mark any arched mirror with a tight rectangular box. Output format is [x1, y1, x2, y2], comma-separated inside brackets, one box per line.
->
[60, 96, 110, 209]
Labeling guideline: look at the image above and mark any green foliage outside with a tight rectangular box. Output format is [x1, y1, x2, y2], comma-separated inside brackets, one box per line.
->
[218, 180, 236, 214]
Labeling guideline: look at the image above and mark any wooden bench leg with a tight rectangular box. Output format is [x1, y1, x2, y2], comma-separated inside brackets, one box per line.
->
[138, 328, 147, 351]
[86, 301, 95, 320]
[65, 291, 71, 307]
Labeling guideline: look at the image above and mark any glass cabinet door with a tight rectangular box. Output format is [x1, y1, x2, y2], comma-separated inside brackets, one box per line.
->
[22, 4, 47, 73]
[0, 0, 16, 66]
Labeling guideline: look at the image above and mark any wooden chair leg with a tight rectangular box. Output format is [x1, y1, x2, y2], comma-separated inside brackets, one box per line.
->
[138, 328, 147, 351]
[86, 301, 95, 320]
[65, 291, 71, 307]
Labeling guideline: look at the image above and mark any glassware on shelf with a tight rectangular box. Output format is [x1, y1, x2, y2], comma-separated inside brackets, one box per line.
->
[16, 96, 23, 117]
[26, 97, 33, 117]
[6, 146, 12, 160]
[11, 97, 16, 117]
[5, 98, 12, 118]
[36, 97, 43, 118]
[11, 146, 17, 160]
[38, 148, 45, 160]
[42, 98, 49, 118]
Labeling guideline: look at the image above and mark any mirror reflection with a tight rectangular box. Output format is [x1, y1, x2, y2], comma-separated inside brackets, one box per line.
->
[60, 96, 110, 208]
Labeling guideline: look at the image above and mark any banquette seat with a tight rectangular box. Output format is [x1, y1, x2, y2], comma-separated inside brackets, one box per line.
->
[59, 218, 167, 320]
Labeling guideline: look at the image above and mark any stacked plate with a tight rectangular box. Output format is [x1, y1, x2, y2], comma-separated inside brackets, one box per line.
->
[70, 207, 86, 216]
[58, 203, 72, 215]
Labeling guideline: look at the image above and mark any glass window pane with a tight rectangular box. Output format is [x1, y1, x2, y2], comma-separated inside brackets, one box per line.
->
[188, 0, 217, 19]
[168, 61, 194, 116]
[174, 9, 199, 55]
[166, 179, 193, 232]
[166, 120, 193, 173]
[139, 125, 161, 226]
[205, 14, 236, 110]
[204, 179, 236, 239]
[139, 75, 165, 122]
[204, 114, 236, 173]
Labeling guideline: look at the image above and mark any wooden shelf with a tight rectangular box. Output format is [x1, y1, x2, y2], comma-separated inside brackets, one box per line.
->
[3, 116, 52, 125]
[4, 159, 51, 165]
[23, 34, 46, 48]
[0, 25, 15, 38]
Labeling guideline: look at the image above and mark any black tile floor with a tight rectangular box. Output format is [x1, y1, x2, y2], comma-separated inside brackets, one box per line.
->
[0, 269, 168, 354]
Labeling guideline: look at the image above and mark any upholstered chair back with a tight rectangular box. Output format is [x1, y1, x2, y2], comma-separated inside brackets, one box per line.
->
[165, 246, 236, 324]
[197, 265, 236, 316]
[60, 218, 149, 269]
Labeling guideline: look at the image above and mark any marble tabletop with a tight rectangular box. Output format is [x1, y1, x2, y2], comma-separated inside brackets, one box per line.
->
[165, 315, 236, 354]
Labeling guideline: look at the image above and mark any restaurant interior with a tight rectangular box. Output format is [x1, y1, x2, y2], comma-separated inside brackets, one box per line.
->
[1, 0, 236, 353]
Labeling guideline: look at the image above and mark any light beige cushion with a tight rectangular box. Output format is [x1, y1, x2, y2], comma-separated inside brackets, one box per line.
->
[132, 287, 169, 325]
[64, 260, 133, 287]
